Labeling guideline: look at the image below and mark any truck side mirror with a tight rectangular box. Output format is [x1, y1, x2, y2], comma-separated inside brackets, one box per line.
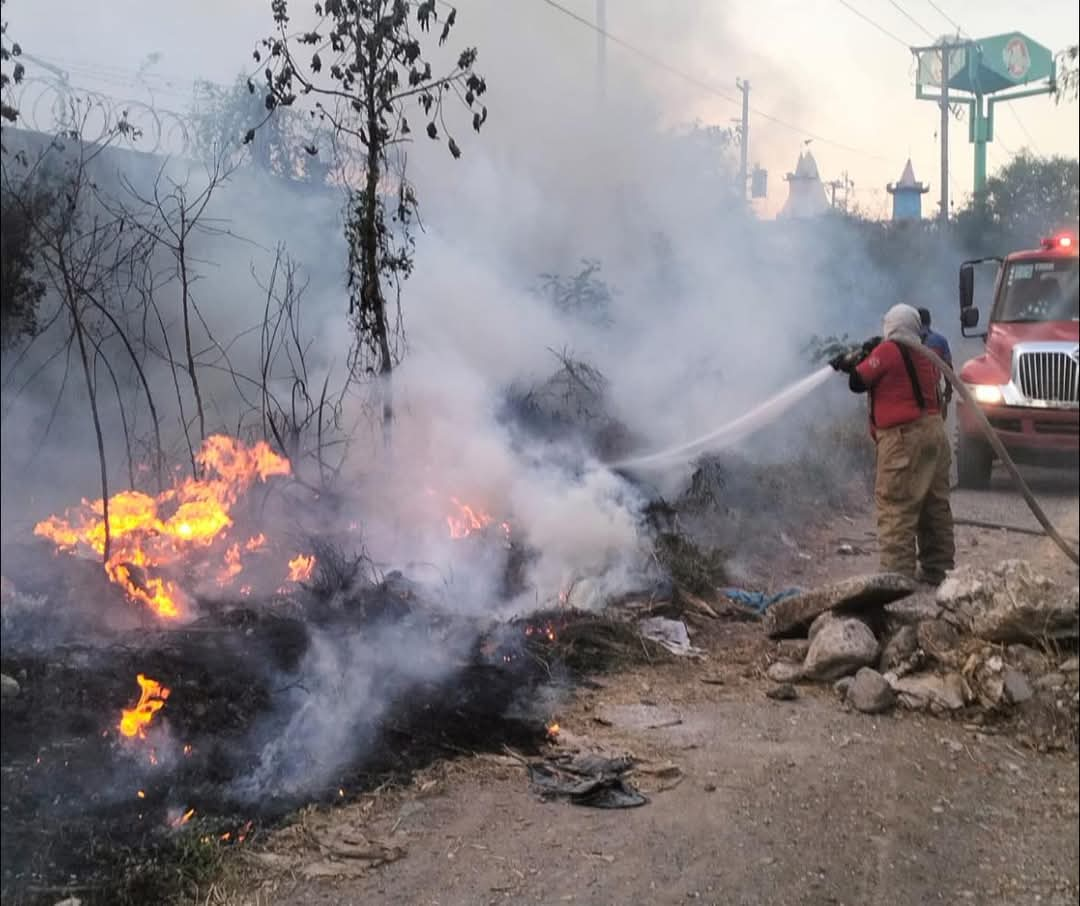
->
[959, 263, 974, 310]
[961, 307, 980, 329]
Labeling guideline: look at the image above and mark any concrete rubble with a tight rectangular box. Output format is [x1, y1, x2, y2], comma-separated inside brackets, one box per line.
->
[891, 673, 967, 712]
[936, 560, 1079, 643]
[763, 572, 916, 638]
[762, 562, 1079, 738]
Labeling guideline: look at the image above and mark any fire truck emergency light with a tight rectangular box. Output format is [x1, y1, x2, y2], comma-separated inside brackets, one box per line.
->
[1040, 234, 1076, 250]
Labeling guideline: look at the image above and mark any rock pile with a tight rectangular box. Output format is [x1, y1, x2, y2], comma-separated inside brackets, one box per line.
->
[763, 563, 1079, 741]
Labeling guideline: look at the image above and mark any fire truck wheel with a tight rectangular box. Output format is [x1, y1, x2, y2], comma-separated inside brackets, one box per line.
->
[956, 435, 993, 490]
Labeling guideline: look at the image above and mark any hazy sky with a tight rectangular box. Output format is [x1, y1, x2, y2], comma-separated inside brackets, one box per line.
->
[9, 0, 1079, 219]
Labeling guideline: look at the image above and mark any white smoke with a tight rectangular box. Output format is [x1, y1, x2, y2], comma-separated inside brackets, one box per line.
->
[0, 0, 984, 799]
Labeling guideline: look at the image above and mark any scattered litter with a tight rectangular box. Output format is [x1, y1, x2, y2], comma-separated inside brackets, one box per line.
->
[699, 675, 726, 686]
[527, 753, 648, 809]
[638, 617, 704, 657]
[718, 587, 801, 614]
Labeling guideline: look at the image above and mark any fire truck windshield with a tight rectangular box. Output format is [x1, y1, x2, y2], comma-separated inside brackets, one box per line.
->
[996, 258, 1080, 323]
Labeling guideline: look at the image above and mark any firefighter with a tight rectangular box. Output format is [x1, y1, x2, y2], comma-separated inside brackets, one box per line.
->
[830, 304, 955, 585]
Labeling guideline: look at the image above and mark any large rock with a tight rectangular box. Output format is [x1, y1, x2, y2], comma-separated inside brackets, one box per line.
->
[879, 625, 918, 672]
[892, 672, 967, 711]
[936, 561, 1079, 643]
[803, 618, 880, 680]
[764, 573, 916, 639]
[847, 668, 895, 714]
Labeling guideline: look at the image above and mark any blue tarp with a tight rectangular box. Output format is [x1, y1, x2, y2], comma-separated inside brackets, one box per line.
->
[719, 587, 802, 613]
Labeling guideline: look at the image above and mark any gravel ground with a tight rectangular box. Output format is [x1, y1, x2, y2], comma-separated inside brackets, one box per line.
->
[212, 464, 1079, 906]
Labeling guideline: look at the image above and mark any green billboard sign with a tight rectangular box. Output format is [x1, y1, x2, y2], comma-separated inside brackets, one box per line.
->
[952, 32, 1055, 94]
[912, 31, 1057, 203]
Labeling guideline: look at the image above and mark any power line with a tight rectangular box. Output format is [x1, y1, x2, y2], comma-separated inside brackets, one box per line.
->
[536, 0, 889, 159]
[885, 0, 935, 40]
[1005, 103, 1039, 154]
[536, 0, 736, 104]
[832, 0, 910, 48]
[923, 0, 966, 36]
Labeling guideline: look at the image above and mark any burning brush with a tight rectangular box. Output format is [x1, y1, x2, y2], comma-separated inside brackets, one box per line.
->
[119, 674, 170, 739]
[33, 435, 316, 619]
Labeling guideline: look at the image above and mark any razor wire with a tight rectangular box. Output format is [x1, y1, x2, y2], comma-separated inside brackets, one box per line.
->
[13, 71, 197, 158]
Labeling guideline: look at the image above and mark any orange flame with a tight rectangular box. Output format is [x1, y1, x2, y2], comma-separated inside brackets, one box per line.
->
[524, 621, 559, 642]
[170, 807, 195, 827]
[446, 496, 491, 539]
[217, 543, 243, 586]
[119, 674, 170, 739]
[287, 554, 316, 583]
[34, 436, 291, 619]
[446, 495, 511, 540]
[546, 721, 560, 738]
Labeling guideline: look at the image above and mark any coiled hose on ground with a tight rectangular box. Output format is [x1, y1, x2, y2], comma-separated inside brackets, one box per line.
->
[893, 336, 1080, 566]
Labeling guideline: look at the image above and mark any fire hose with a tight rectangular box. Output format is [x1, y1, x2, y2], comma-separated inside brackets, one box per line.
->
[888, 337, 1080, 566]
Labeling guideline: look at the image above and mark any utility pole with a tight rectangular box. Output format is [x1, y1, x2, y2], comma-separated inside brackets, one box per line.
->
[939, 46, 950, 223]
[827, 171, 853, 211]
[596, 0, 607, 102]
[736, 78, 750, 200]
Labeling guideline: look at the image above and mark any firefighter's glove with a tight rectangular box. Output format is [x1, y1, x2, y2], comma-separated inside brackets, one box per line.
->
[862, 336, 882, 355]
[829, 351, 859, 373]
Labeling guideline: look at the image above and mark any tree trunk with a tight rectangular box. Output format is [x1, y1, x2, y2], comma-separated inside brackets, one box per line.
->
[360, 8, 394, 448]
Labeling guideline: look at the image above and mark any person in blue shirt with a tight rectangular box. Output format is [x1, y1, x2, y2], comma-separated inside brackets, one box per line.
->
[918, 307, 953, 415]
[917, 307, 952, 365]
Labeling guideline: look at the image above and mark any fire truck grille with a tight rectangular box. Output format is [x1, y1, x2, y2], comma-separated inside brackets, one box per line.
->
[1016, 351, 1080, 405]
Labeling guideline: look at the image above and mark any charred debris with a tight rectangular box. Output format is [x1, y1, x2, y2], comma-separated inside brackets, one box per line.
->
[0, 531, 685, 906]
[0, 354, 866, 905]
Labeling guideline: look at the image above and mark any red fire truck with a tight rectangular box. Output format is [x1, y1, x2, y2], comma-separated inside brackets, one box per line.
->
[956, 232, 1079, 488]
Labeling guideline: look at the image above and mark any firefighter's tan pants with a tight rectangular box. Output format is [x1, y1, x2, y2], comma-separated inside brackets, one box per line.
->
[874, 414, 955, 583]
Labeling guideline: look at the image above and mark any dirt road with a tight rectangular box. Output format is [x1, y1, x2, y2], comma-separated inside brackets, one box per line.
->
[220, 467, 1079, 906]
